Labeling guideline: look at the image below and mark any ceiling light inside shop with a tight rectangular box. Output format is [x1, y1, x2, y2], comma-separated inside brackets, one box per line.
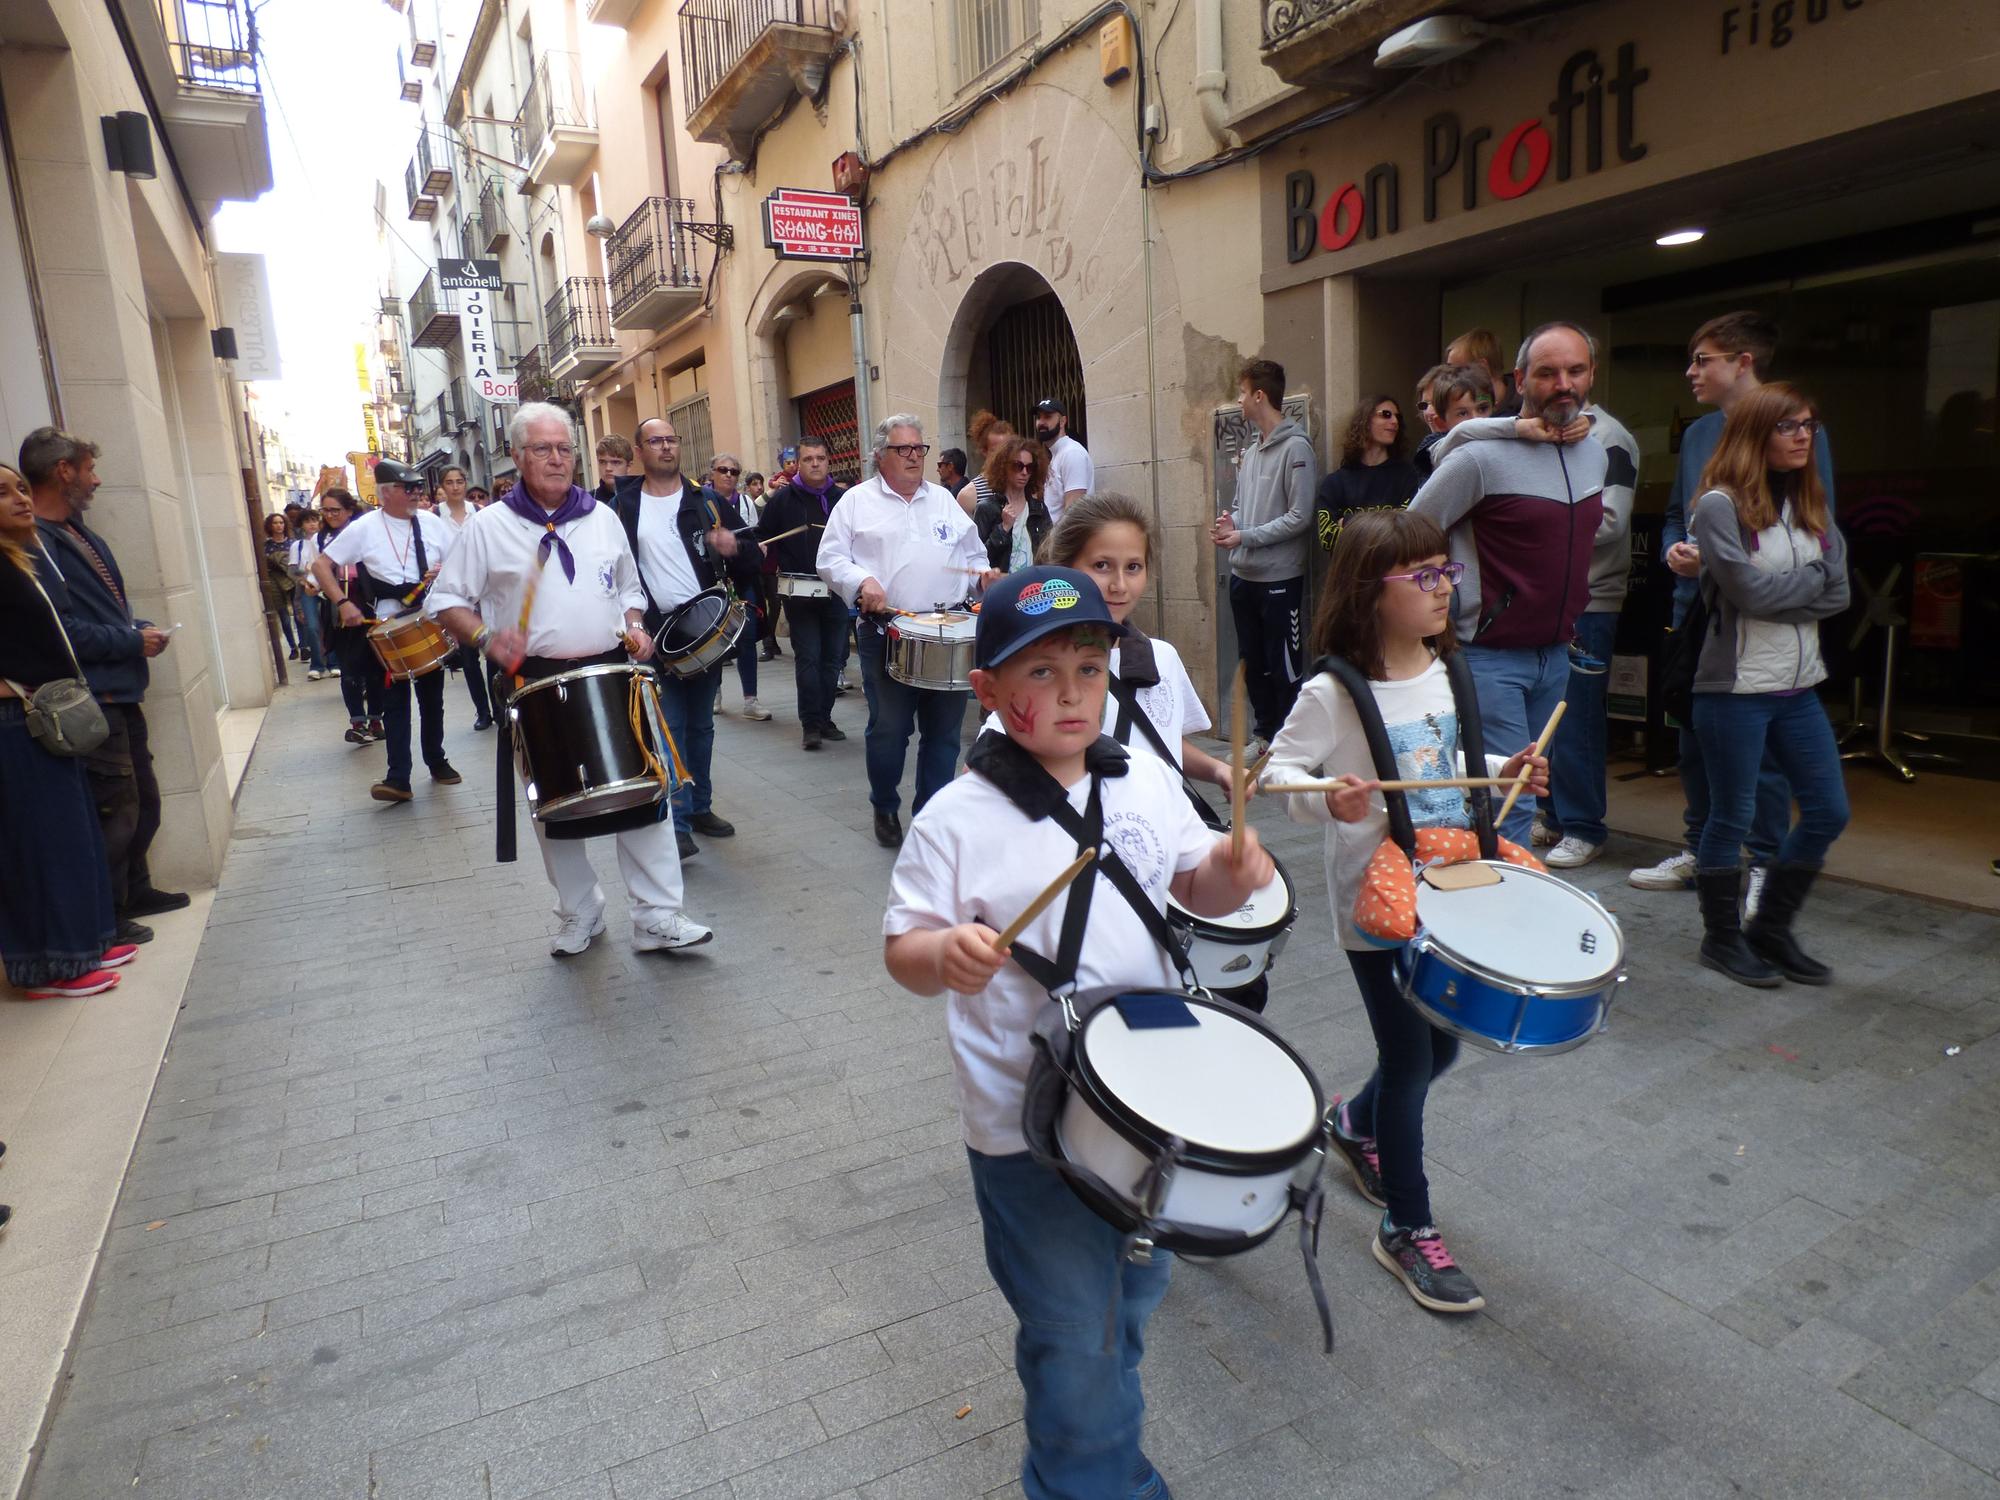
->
[1656, 228, 1707, 247]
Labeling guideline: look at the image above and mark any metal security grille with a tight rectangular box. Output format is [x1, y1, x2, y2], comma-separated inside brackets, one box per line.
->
[956, 0, 1038, 84]
[798, 380, 860, 483]
[986, 293, 1085, 445]
[666, 392, 714, 475]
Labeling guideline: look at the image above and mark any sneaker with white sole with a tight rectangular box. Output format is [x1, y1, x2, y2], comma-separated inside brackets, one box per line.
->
[1373, 1223, 1486, 1313]
[1531, 814, 1560, 848]
[307, 669, 324, 681]
[1629, 850, 1697, 890]
[550, 904, 607, 957]
[1545, 836, 1604, 869]
[739, 698, 772, 722]
[1743, 865, 1769, 923]
[23, 969, 121, 999]
[633, 913, 713, 952]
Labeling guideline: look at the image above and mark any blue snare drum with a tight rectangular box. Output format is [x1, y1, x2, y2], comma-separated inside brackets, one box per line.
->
[1395, 862, 1625, 1054]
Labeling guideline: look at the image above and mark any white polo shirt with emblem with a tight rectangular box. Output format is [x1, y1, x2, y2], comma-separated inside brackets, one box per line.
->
[816, 473, 986, 613]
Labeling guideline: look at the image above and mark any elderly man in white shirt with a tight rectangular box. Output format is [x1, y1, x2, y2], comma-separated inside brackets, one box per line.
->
[428, 402, 712, 959]
[817, 414, 1000, 848]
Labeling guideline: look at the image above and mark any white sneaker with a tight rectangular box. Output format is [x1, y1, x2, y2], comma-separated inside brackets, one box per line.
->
[633, 913, 713, 952]
[740, 698, 772, 722]
[306, 669, 323, 681]
[550, 904, 607, 957]
[1545, 836, 1604, 869]
[1743, 865, 1769, 923]
[330, 667, 342, 677]
[1531, 814, 1561, 848]
[1628, 850, 1697, 890]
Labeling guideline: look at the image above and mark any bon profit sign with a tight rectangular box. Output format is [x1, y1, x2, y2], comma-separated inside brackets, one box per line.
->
[762, 188, 863, 262]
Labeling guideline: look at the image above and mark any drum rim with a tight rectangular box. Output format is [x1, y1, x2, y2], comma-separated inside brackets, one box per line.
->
[1167, 858, 1299, 943]
[1410, 862, 1625, 995]
[1398, 978, 1613, 1056]
[532, 775, 669, 821]
[507, 661, 653, 706]
[1070, 990, 1325, 1173]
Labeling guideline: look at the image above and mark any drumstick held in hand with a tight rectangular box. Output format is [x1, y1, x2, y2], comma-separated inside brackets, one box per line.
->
[990, 850, 1097, 952]
[1495, 700, 1567, 828]
[742, 523, 811, 543]
[1260, 776, 1514, 795]
[1229, 663, 1248, 863]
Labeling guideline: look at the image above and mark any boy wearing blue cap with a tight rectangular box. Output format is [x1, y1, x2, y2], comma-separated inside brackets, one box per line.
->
[884, 566, 1273, 1500]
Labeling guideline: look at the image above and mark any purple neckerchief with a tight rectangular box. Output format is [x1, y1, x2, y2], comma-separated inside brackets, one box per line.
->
[795, 474, 836, 518]
[504, 483, 594, 581]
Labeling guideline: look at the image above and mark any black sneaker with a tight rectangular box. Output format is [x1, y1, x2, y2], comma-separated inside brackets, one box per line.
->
[115, 918, 155, 946]
[690, 810, 734, 838]
[819, 721, 847, 742]
[430, 761, 463, 785]
[803, 726, 822, 751]
[1373, 1223, 1486, 1314]
[1327, 1098, 1386, 1208]
[366, 720, 386, 742]
[124, 886, 191, 918]
[344, 724, 370, 745]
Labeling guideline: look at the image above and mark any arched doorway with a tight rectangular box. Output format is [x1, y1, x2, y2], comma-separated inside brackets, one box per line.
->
[940, 262, 1084, 452]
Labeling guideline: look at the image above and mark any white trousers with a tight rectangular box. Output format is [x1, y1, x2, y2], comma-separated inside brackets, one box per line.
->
[533, 815, 684, 926]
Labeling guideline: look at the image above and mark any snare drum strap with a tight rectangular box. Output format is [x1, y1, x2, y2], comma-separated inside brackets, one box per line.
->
[1313, 655, 1498, 862]
[1106, 662, 1227, 832]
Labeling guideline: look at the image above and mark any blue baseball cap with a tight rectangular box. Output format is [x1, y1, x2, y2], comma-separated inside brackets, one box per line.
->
[975, 566, 1130, 670]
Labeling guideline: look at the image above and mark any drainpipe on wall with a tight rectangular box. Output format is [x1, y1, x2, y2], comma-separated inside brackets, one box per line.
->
[845, 259, 871, 463]
[1194, 0, 1241, 150]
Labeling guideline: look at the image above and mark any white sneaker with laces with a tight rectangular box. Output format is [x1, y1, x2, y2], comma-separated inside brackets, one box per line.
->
[633, 913, 714, 952]
[1531, 814, 1561, 848]
[1546, 836, 1604, 869]
[1743, 865, 1769, 922]
[307, 669, 323, 681]
[550, 903, 607, 957]
[1628, 850, 1697, 890]
[740, 698, 772, 721]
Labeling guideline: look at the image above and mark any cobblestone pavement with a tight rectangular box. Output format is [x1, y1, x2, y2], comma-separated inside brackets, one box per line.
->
[25, 663, 2000, 1500]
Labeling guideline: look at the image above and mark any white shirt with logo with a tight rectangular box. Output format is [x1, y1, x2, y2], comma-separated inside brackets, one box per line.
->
[632, 482, 706, 613]
[426, 503, 644, 660]
[816, 473, 986, 613]
[1043, 433, 1094, 527]
[884, 750, 1215, 1155]
[320, 508, 455, 619]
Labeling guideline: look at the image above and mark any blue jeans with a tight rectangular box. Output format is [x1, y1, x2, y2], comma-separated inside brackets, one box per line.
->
[785, 594, 847, 729]
[1461, 641, 1569, 844]
[299, 594, 329, 672]
[655, 664, 718, 831]
[857, 619, 967, 816]
[1691, 691, 1849, 874]
[381, 667, 446, 787]
[734, 589, 759, 700]
[1678, 726, 1790, 864]
[1344, 948, 1459, 1230]
[967, 1148, 1173, 1500]
[1547, 611, 1615, 846]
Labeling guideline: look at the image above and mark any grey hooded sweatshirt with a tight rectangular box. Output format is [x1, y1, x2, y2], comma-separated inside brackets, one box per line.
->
[1229, 417, 1317, 583]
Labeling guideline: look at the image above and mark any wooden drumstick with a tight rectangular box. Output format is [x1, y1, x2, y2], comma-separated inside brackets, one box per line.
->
[990, 850, 1097, 952]
[1229, 662, 1248, 862]
[1495, 700, 1567, 828]
[744, 523, 811, 544]
[1260, 776, 1513, 795]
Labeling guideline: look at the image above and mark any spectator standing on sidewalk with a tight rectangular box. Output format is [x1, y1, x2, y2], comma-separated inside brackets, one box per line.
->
[955, 411, 1016, 519]
[1630, 311, 1837, 910]
[593, 434, 633, 502]
[260, 512, 301, 660]
[1315, 395, 1418, 554]
[22, 427, 188, 941]
[1031, 399, 1092, 526]
[1210, 358, 1316, 745]
[972, 435, 1051, 575]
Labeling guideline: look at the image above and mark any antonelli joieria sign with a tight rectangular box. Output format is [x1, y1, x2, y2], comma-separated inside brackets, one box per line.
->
[213, 252, 281, 380]
[439, 259, 516, 405]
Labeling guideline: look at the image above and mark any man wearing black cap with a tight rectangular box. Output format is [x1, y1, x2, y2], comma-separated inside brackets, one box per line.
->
[312, 459, 462, 803]
[1031, 399, 1093, 527]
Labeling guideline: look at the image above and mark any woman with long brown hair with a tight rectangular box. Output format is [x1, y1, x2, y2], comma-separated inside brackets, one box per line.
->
[1314, 395, 1417, 552]
[972, 434, 1050, 573]
[955, 410, 1016, 518]
[1688, 381, 1850, 987]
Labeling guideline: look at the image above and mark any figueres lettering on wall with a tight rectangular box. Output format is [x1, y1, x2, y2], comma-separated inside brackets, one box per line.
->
[1722, 0, 1867, 54]
[1284, 43, 1650, 264]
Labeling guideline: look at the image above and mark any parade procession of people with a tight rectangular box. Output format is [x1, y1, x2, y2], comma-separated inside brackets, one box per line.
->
[3, 0, 1997, 1496]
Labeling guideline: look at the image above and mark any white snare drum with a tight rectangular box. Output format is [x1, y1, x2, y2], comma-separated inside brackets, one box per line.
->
[1056, 990, 1325, 1245]
[886, 610, 976, 691]
[1166, 855, 1296, 990]
[776, 572, 830, 599]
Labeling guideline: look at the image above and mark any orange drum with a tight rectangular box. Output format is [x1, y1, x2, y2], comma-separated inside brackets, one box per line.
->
[367, 612, 454, 680]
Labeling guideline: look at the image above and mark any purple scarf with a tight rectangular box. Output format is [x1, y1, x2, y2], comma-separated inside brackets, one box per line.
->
[795, 472, 836, 519]
[504, 483, 595, 582]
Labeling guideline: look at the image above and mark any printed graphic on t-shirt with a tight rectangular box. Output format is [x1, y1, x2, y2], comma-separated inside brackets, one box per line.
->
[596, 559, 617, 597]
[931, 518, 955, 545]
[1101, 810, 1169, 892]
[1387, 709, 1471, 829]
[1135, 679, 1176, 737]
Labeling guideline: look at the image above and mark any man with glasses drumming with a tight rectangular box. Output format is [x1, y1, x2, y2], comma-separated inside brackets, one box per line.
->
[613, 416, 763, 860]
[817, 415, 998, 848]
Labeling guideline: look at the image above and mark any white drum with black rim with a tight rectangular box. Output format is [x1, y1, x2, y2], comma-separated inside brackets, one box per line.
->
[1055, 990, 1325, 1243]
[1165, 855, 1297, 991]
[776, 572, 830, 599]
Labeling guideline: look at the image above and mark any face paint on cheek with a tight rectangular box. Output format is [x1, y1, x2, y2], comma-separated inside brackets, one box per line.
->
[1005, 698, 1038, 736]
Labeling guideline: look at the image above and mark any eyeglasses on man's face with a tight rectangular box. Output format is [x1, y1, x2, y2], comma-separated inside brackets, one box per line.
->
[1381, 561, 1466, 592]
[1688, 352, 1740, 370]
[640, 434, 679, 449]
[522, 442, 576, 460]
[884, 443, 930, 458]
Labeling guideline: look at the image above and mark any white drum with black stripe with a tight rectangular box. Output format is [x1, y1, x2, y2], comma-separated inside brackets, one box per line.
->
[1165, 855, 1297, 991]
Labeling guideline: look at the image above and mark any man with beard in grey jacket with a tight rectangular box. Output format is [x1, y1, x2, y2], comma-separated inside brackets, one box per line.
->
[1211, 358, 1317, 743]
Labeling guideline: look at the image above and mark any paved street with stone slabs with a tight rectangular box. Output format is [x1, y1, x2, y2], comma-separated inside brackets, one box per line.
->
[24, 667, 2000, 1500]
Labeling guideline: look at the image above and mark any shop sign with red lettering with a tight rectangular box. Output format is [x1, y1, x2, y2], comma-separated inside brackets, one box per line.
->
[762, 188, 865, 262]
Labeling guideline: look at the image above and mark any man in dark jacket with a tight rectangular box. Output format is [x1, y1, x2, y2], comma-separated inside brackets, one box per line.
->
[614, 417, 763, 858]
[21, 427, 187, 940]
[756, 435, 848, 750]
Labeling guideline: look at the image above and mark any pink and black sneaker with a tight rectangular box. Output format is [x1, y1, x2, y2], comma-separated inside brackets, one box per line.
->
[1327, 1098, 1386, 1208]
[1373, 1222, 1486, 1313]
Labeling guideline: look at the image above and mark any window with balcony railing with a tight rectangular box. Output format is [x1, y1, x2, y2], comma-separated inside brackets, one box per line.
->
[515, 346, 552, 406]
[477, 177, 509, 249]
[513, 52, 592, 161]
[954, 0, 1038, 85]
[157, 0, 259, 95]
[677, 0, 841, 119]
[607, 198, 703, 321]
[544, 278, 614, 367]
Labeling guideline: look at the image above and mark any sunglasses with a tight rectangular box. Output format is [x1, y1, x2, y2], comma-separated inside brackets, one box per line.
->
[1381, 562, 1466, 592]
[714, 466, 741, 476]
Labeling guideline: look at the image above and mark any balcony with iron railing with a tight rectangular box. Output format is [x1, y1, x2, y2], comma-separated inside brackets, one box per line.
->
[129, 0, 273, 201]
[406, 128, 453, 220]
[678, 0, 842, 161]
[1259, 0, 1430, 87]
[607, 197, 711, 331]
[477, 176, 510, 251]
[406, 268, 461, 349]
[445, 376, 470, 431]
[513, 52, 596, 187]
[514, 346, 551, 406]
[544, 277, 619, 381]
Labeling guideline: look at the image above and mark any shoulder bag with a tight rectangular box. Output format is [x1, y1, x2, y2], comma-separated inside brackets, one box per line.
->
[6, 571, 110, 756]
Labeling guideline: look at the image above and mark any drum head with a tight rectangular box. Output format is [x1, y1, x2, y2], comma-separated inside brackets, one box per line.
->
[1415, 863, 1623, 984]
[1077, 995, 1319, 1157]
[660, 592, 725, 651]
[1169, 858, 1294, 937]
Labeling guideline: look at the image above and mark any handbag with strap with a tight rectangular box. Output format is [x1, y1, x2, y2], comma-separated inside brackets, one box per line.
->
[7, 571, 111, 757]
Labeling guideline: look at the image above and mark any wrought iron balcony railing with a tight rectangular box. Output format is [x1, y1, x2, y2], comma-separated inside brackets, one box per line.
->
[158, 0, 259, 95]
[607, 198, 709, 323]
[678, 0, 839, 121]
[514, 345, 556, 406]
[544, 277, 615, 371]
[513, 51, 593, 168]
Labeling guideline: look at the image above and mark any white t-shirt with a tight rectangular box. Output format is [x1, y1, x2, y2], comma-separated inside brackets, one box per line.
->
[1262, 656, 1507, 950]
[436, 500, 476, 536]
[632, 482, 705, 613]
[978, 638, 1212, 765]
[320, 509, 455, 619]
[1043, 433, 1094, 526]
[817, 473, 987, 613]
[883, 751, 1215, 1155]
[426, 501, 645, 660]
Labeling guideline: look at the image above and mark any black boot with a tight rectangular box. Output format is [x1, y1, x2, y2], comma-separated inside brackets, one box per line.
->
[1696, 870, 1781, 988]
[1744, 864, 1833, 985]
